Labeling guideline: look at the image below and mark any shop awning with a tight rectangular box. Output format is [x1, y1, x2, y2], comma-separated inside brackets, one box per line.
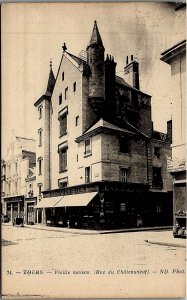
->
[35, 196, 63, 208]
[54, 192, 98, 208]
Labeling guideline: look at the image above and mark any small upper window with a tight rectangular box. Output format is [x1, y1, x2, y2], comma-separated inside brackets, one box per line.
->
[38, 129, 42, 146]
[119, 138, 131, 154]
[120, 168, 130, 183]
[85, 167, 91, 183]
[154, 147, 160, 158]
[62, 72, 64, 81]
[39, 106, 42, 119]
[75, 116, 79, 126]
[85, 139, 91, 155]
[38, 158, 42, 175]
[59, 93, 62, 105]
[65, 87, 68, 100]
[73, 82, 76, 92]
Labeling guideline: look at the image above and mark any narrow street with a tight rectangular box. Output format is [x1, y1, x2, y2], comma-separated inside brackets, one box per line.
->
[2, 224, 186, 298]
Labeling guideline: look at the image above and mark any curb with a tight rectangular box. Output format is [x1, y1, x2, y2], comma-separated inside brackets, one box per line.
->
[145, 239, 186, 248]
[3, 223, 172, 235]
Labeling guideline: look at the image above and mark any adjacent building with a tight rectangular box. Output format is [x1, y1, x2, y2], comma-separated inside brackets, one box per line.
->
[33, 21, 173, 229]
[161, 3, 186, 236]
[2, 132, 36, 223]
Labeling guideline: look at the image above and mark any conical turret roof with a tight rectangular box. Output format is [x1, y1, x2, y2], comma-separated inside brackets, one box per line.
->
[46, 62, 56, 95]
[87, 20, 104, 49]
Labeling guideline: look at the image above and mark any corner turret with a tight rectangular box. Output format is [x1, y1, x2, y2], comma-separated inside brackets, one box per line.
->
[87, 21, 105, 114]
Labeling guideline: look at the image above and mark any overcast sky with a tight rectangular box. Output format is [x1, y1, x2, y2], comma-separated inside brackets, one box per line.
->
[2, 2, 178, 157]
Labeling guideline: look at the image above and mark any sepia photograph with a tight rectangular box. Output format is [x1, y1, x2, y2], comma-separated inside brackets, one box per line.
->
[1, 2, 186, 298]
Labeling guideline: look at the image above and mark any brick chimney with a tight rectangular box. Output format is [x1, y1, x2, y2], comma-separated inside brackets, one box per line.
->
[105, 54, 117, 116]
[124, 55, 140, 90]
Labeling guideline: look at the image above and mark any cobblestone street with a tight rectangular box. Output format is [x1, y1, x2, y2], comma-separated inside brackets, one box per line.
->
[2, 224, 186, 298]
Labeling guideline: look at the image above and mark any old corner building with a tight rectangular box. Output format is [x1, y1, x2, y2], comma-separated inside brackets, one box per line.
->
[34, 21, 173, 229]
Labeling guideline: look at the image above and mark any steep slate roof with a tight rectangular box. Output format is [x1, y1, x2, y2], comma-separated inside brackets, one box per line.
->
[46, 67, 56, 95]
[34, 64, 56, 107]
[66, 52, 87, 64]
[75, 118, 135, 142]
[87, 20, 104, 49]
[116, 75, 151, 97]
[86, 119, 135, 135]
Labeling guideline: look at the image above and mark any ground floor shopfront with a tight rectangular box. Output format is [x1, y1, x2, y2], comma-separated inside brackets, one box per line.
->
[35, 182, 173, 230]
[3, 196, 37, 225]
[3, 195, 24, 221]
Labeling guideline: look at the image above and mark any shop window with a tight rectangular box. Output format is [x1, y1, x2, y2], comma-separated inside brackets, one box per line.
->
[65, 87, 68, 100]
[59, 114, 67, 136]
[119, 138, 131, 154]
[59, 148, 67, 172]
[75, 116, 79, 126]
[85, 167, 90, 183]
[73, 82, 76, 92]
[120, 168, 130, 183]
[84, 139, 91, 155]
[154, 147, 160, 158]
[59, 93, 62, 105]
[152, 167, 163, 188]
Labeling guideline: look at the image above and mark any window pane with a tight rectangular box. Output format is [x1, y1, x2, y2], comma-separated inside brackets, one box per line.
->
[60, 115, 67, 136]
[59, 148, 67, 172]
[85, 167, 90, 183]
[85, 139, 91, 154]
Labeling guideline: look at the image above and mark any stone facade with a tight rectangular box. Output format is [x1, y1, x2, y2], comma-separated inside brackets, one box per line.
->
[2, 133, 36, 222]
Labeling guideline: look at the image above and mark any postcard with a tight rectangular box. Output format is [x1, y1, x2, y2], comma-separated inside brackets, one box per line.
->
[1, 2, 186, 299]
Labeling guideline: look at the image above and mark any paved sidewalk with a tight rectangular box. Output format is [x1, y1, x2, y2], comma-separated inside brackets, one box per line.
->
[145, 233, 186, 248]
[2, 222, 172, 234]
[2, 223, 186, 247]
